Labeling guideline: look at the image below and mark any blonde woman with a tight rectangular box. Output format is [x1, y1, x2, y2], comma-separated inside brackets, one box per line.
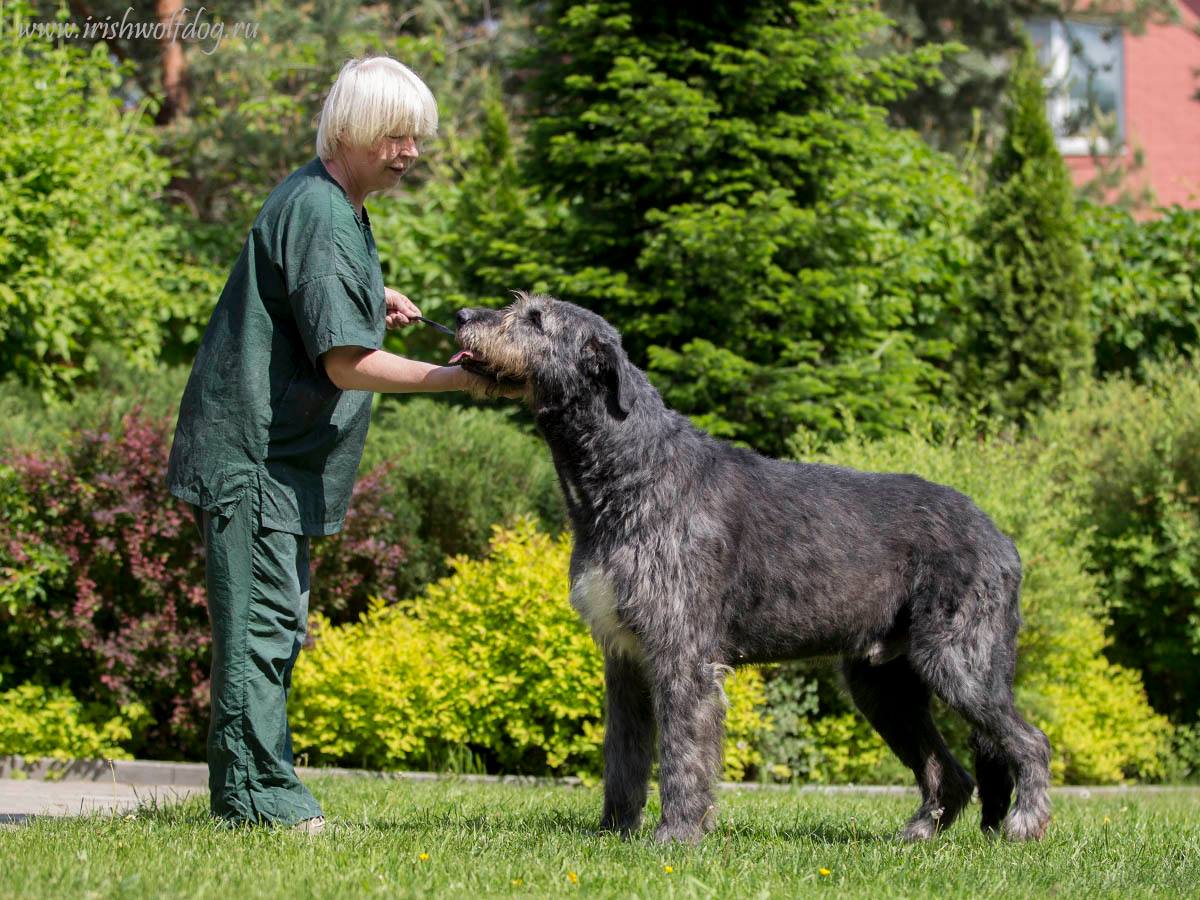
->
[167, 57, 514, 831]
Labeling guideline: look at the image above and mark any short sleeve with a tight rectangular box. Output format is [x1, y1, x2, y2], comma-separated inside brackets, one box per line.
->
[288, 273, 383, 367]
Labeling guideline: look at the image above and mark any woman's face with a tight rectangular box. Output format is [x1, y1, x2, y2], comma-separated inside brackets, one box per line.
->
[344, 133, 421, 194]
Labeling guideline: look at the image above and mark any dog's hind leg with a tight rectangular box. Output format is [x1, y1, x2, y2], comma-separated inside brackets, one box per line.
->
[599, 652, 655, 837]
[970, 729, 1015, 833]
[843, 656, 975, 841]
[909, 578, 1051, 842]
[651, 654, 727, 844]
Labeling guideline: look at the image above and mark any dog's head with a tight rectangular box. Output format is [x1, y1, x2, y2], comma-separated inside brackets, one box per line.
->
[453, 292, 637, 418]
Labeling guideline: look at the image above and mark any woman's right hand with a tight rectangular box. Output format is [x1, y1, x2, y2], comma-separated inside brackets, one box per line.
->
[457, 366, 526, 401]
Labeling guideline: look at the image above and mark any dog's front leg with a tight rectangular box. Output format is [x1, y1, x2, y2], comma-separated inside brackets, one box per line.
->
[599, 651, 654, 837]
[652, 654, 726, 844]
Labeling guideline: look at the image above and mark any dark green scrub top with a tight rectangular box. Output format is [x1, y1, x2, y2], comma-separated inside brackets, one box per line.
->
[167, 157, 386, 536]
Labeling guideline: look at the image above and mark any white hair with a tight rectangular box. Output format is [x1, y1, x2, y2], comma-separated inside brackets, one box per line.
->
[316, 57, 438, 160]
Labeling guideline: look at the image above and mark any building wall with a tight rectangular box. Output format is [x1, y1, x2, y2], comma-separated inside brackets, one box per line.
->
[1064, 1, 1200, 209]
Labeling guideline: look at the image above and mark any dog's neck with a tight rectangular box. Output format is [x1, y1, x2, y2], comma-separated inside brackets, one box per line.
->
[535, 389, 695, 540]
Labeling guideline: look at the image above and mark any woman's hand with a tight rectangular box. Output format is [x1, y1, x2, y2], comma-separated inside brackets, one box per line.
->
[457, 367, 528, 402]
[384, 287, 420, 329]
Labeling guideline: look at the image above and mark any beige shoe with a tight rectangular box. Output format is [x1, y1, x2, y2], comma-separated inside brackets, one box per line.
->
[292, 816, 325, 835]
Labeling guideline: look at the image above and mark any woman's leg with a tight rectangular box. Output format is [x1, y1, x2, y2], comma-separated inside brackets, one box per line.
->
[199, 495, 321, 826]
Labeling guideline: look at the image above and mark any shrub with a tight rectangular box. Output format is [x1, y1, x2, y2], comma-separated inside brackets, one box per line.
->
[0, 7, 219, 397]
[291, 519, 767, 779]
[758, 663, 907, 785]
[1083, 204, 1200, 377]
[789, 417, 1170, 783]
[0, 411, 212, 758]
[958, 41, 1091, 420]
[0, 354, 192, 455]
[0, 406, 417, 759]
[360, 396, 565, 594]
[0, 684, 147, 761]
[501, 0, 973, 455]
[1039, 359, 1200, 724]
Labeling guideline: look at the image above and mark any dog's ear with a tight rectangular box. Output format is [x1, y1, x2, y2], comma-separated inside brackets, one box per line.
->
[582, 335, 636, 419]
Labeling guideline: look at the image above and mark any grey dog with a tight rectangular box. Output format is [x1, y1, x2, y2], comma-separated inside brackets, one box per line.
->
[453, 293, 1052, 844]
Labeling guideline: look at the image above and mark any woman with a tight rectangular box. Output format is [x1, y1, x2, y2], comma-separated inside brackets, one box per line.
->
[166, 56, 516, 831]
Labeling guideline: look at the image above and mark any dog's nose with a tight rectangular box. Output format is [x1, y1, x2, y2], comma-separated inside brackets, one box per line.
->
[455, 309, 475, 329]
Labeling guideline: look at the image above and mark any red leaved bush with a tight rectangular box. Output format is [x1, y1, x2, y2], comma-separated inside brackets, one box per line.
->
[1, 407, 411, 759]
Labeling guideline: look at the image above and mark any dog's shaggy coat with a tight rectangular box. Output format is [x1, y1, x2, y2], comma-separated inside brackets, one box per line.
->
[454, 293, 1052, 844]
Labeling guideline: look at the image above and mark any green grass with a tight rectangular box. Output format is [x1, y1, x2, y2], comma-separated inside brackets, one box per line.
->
[3, 778, 1198, 898]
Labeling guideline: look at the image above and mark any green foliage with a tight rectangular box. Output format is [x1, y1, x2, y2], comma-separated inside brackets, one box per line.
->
[792, 416, 1170, 783]
[957, 40, 1091, 420]
[157, 1, 535, 260]
[361, 397, 565, 596]
[0, 352, 191, 454]
[0, 8, 219, 397]
[291, 519, 767, 779]
[1039, 359, 1200, 724]
[0, 683, 147, 760]
[1082, 203, 1200, 376]
[507, 0, 975, 453]
[758, 664, 908, 785]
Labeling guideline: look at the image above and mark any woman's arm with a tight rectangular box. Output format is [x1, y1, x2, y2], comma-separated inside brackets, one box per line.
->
[321, 346, 507, 397]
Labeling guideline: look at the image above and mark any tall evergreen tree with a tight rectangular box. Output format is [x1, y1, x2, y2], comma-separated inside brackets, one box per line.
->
[958, 40, 1091, 420]
[511, 0, 980, 453]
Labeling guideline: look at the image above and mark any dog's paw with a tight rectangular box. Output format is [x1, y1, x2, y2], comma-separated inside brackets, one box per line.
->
[899, 817, 939, 842]
[1002, 808, 1049, 842]
[598, 812, 642, 839]
[654, 820, 704, 845]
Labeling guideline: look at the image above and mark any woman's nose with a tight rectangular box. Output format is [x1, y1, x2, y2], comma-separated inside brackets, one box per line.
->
[399, 136, 419, 158]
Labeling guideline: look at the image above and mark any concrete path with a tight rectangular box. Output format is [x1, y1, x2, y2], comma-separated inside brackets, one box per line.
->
[0, 758, 207, 826]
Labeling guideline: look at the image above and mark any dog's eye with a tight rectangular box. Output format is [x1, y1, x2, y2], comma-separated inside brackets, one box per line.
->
[528, 309, 543, 331]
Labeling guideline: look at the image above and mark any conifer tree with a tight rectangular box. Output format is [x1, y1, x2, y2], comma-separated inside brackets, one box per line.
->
[959, 40, 1091, 420]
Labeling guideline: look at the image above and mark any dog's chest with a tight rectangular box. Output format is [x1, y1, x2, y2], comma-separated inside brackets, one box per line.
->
[569, 567, 643, 661]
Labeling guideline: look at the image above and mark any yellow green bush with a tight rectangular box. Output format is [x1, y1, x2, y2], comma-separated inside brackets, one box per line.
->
[291, 519, 766, 779]
[793, 421, 1170, 783]
[0, 684, 147, 760]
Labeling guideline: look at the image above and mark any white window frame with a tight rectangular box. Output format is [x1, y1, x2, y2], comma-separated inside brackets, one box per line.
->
[1029, 18, 1125, 157]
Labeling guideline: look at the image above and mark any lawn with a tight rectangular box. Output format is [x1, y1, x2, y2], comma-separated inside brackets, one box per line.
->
[2, 777, 1198, 898]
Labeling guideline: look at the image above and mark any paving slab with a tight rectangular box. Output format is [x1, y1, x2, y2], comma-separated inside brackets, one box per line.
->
[0, 779, 204, 826]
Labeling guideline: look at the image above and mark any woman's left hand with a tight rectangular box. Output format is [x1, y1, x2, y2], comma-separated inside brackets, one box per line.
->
[384, 288, 421, 329]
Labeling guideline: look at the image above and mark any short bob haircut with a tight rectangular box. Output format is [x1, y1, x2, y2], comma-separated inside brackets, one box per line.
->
[316, 57, 438, 160]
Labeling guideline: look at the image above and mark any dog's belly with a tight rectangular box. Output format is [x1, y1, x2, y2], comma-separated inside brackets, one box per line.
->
[724, 595, 910, 666]
[570, 567, 644, 661]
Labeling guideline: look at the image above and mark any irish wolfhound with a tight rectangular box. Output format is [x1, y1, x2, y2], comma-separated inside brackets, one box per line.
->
[453, 293, 1052, 844]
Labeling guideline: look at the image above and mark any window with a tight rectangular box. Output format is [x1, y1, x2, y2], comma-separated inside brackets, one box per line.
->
[1026, 18, 1125, 156]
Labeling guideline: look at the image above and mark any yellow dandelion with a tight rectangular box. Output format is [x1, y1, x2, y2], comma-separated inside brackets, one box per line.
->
[1103, 816, 1111, 825]
[418, 852, 430, 862]
[567, 871, 579, 884]
[819, 868, 832, 877]
[663, 865, 674, 874]
[511, 879, 523, 887]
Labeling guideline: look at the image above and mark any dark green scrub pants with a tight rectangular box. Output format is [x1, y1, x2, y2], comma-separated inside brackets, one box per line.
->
[192, 487, 322, 826]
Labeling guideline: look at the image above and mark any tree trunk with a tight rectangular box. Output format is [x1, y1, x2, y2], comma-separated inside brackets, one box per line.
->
[154, 0, 190, 124]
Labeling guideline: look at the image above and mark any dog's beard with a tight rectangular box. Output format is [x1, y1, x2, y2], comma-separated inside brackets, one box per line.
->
[449, 331, 532, 385]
